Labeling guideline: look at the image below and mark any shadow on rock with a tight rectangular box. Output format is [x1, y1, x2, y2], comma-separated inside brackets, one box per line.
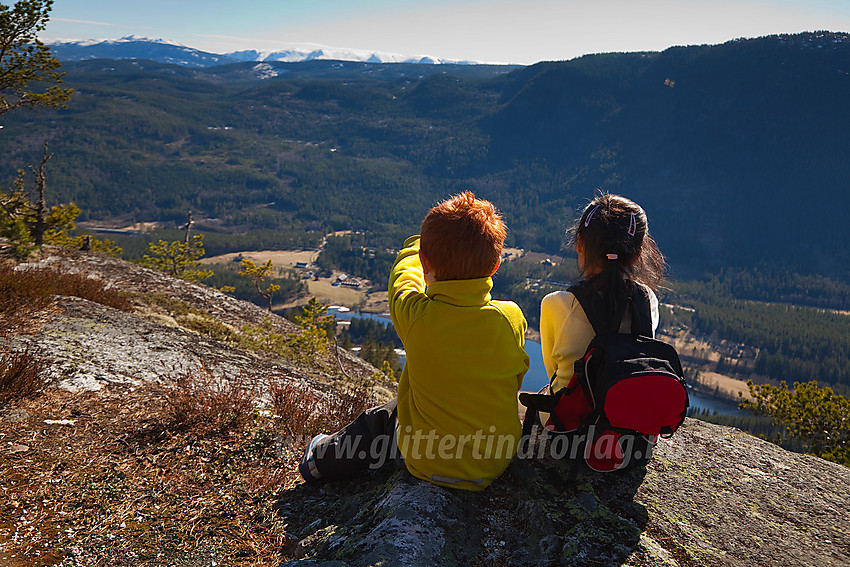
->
[275, 453, 649, 567]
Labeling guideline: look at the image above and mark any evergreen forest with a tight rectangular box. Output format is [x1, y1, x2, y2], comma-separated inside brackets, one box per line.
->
[4, 31, 850, 397]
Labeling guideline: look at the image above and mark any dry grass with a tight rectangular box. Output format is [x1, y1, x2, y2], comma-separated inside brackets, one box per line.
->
[269, 377, 371, 438]
[164, 362, 260, 434]
[200, 250, 318, 269]
[301, 278, 366, 307]
[0, 263, 132, 335]
[0, 363, 378, 565]
[0, 386, 290, 566]
[0, 348, 50, 406]
[0, 263, 53, 332]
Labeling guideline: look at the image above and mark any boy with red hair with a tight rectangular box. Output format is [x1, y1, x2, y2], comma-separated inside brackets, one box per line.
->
[300, 192, 529, 491]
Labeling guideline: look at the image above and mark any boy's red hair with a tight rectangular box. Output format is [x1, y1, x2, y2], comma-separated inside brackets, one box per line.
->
[420, 191, 506, 281]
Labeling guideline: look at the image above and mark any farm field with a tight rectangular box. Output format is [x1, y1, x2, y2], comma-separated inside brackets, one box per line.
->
[201, 250, 319, 272]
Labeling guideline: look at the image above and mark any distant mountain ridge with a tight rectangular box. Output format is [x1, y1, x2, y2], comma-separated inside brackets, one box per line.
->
[47, 36, 483, 67]
[5, 31, 850, 279]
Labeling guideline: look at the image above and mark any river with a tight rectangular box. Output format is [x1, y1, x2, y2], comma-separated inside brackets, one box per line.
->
[329, 308, 742, 417]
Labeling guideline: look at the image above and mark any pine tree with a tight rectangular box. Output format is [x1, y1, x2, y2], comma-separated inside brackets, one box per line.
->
[740, 380, 849, 466]
[140, 234, 213, 281]
[0, 1, 73, 115]
[288, 297, 335, 359]
[239, 258, 280, 311]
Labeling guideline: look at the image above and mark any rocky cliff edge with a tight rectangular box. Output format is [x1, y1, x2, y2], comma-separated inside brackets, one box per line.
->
[0, 247, 847, 566]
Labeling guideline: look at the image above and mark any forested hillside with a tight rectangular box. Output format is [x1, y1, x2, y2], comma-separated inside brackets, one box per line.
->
[4, 31, 850, 395]
[482, 33, 850, 271]
[2, 31, 850, 277]
[665, 271, 850, 397]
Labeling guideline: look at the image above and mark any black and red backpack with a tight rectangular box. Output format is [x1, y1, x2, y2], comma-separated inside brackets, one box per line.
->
[520, 281, 689, 474]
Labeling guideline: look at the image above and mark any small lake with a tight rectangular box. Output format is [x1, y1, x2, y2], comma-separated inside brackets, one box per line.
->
[329, 308, 743, 417]
[329, 307, 392, 325]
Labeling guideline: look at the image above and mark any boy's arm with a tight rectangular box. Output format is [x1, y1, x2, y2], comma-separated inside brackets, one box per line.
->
[388, 235, 428, 342]
[493, 300, 531, 390]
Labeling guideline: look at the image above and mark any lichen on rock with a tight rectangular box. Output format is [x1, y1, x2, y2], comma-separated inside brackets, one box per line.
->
[277, 419, 850, 567]
[2, 246, 848, 566]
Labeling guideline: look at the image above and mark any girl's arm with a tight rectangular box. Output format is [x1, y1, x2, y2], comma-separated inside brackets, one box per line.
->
[540, 291, 595, 392]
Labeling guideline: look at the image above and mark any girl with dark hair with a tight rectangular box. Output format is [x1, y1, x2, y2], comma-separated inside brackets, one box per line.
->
[540, 192, 668, 397]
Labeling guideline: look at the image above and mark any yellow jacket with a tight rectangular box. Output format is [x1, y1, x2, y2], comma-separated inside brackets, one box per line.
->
[389, 236, 530, 491]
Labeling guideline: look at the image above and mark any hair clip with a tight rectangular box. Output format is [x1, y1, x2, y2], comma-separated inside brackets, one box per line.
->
[606, 253, 618, 260]
[628, 212, 637, 236]
[584, 205, 600, 227]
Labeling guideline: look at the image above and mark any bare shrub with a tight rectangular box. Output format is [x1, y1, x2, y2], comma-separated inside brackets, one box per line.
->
[0, 263, 131, 334]
[269, 378, 371, 437]
[329, 382, 374, 428]
[0, 348, 50, 405]
[47, 269, 132, 311]
[0, 383, 298, 565]
[164, 362, 260, 434]
[0, 263, 53, 331]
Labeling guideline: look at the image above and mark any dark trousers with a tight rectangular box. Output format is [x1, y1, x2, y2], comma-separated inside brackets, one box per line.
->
[312, 398, 403, 481]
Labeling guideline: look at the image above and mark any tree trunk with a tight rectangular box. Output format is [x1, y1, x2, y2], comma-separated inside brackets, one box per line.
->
[183, 211, 194, 244]
[30, 142, 51, 248]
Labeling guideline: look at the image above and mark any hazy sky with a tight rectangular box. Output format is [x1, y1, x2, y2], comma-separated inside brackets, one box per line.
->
[40, 0, 850, 65]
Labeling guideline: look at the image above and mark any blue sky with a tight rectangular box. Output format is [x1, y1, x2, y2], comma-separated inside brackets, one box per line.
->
[40, 0, 850, 65]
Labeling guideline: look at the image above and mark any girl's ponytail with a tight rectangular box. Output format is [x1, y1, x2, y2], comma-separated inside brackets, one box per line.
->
[569, 192, 667, 295]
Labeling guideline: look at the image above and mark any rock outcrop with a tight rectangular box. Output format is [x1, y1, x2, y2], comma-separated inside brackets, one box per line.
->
[2, 247, 848, 566]
[5, 246, 379, 394]
[277, 418, 849, 566]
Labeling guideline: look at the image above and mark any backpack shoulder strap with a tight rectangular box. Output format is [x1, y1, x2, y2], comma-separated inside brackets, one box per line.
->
[568, 280, 620, 336]
[631, 284, 654, 337]
[569, 280, 654, 337]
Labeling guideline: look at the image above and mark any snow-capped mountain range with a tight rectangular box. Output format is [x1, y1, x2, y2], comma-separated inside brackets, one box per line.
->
[47, 36, 481, 67]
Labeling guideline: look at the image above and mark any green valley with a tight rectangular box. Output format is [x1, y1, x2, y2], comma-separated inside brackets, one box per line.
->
[4, 31, 850, 397]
